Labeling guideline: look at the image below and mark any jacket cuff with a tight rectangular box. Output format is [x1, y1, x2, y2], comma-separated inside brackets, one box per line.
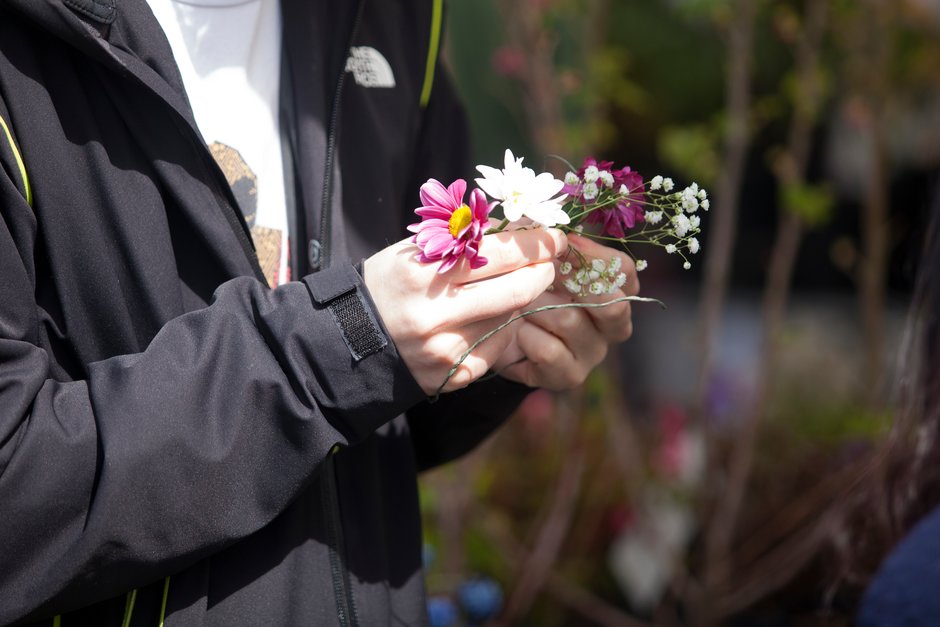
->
[301, 263, 424, 442]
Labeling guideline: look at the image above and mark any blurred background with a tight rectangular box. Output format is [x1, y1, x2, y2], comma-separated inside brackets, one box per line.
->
[418, 0, 940, 624]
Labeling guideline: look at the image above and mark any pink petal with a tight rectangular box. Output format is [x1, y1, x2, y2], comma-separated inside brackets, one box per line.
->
[437, 254, 461, 274]
[414, 225, 448, 245]
[423, 233, 458, 257]
[469, 254, 488, 269]
[468, 189, 493, 220]
[447, 179, 467, 207]
[417, 218, 451, 230]
[408, 219, 450, 234]
[420, 179, 458, 210]
[415, 206, 454, 220]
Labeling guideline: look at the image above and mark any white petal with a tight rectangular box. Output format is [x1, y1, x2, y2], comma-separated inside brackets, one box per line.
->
[502, 202, 524, 223]
[533, 172, 565, 197]
[475, 164, 502, 179]
[474, 175, 505, 201]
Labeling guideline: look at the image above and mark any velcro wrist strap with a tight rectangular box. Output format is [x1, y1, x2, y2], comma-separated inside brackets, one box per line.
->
[306, 264, 387, 361]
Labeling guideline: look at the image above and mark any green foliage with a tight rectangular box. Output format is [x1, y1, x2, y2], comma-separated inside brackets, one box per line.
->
[463, 527, 510, 580]
[445, 0, 535, 166]
[780, 181, 834, 228]
[657, 122, 721, 186]
[779, 65, 832, 122]
[670, 0, 734, 22]
[585, 48, 648, 113]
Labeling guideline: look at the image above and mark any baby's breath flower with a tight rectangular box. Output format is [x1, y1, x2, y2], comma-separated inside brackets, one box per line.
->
[672, 214, 692, 238]
[465, 153, 709, 297]
[582, 182, 599, 201]
[562, 255, 632, 298]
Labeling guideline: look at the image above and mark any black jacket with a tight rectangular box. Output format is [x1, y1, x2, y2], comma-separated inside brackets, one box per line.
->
[0, 0, 529, 624]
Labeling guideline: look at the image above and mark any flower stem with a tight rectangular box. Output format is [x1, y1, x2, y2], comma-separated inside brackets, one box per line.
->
[431, 295, 665, 400]
[485, 218, 511, 234]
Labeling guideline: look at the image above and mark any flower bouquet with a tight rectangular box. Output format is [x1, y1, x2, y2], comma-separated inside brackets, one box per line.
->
[408, 149, 707, 394]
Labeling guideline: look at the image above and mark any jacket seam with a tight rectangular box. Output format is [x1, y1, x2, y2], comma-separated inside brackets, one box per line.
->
[62, 0, 117, 25]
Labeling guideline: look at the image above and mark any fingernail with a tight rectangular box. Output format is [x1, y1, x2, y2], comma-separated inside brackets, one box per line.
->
[549, 229, 568, 255]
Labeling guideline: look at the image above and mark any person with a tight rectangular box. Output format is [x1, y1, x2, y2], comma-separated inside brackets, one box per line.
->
[0, 0, 638, 624]
[849, 192, 940, 626]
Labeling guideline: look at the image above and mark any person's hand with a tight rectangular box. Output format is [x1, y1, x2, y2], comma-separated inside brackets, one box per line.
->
[363, 229, 568, 395]
[492, 234, 639, 390]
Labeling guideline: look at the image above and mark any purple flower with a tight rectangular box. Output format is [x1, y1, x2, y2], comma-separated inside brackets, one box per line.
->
[580, 160, 646, 239]
[407, 178, 493, 273]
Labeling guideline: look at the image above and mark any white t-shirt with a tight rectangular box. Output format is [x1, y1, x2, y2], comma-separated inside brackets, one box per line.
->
[147, 0, 289, 287]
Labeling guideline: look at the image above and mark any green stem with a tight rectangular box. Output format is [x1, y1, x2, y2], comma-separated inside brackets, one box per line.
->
[485, 218, 510, 234]
[431, 295, 665, 400]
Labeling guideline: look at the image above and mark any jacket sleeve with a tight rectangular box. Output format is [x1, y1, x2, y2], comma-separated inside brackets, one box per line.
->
[0, 113, 424, 623]
[402, 60, 534, 472]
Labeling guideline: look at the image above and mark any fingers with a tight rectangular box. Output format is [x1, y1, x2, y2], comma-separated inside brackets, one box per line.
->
[432, 261, 557, 328]
[452, 228, 568, 283]
[523, 293, 607, 363]
[499, 319, 607, 391]
[439, 314, 517, 392]
[565, 233, 640, 293]
[562, 234, 638, 342]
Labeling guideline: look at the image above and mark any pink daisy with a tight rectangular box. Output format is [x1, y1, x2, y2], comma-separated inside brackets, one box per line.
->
[407, 178, 494, 273]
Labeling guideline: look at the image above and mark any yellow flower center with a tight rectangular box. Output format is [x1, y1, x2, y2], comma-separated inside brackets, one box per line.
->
[448, 204, 473, 237]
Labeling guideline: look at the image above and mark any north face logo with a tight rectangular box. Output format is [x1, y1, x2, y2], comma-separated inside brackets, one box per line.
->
[345, 47, 396, 88]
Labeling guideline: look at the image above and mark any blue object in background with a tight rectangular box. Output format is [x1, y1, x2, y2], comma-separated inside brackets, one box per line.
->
[858, 503, 940, 626]
[423, 542, 436, 570]
[427, 595, 458, 627]
[458, 577, 504, 625]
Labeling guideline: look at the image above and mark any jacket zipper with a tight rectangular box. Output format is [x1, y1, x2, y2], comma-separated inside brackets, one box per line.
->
[316, 0, 366, 270]
[317, 4, 364, 625]
[322, 448, 359, 627]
